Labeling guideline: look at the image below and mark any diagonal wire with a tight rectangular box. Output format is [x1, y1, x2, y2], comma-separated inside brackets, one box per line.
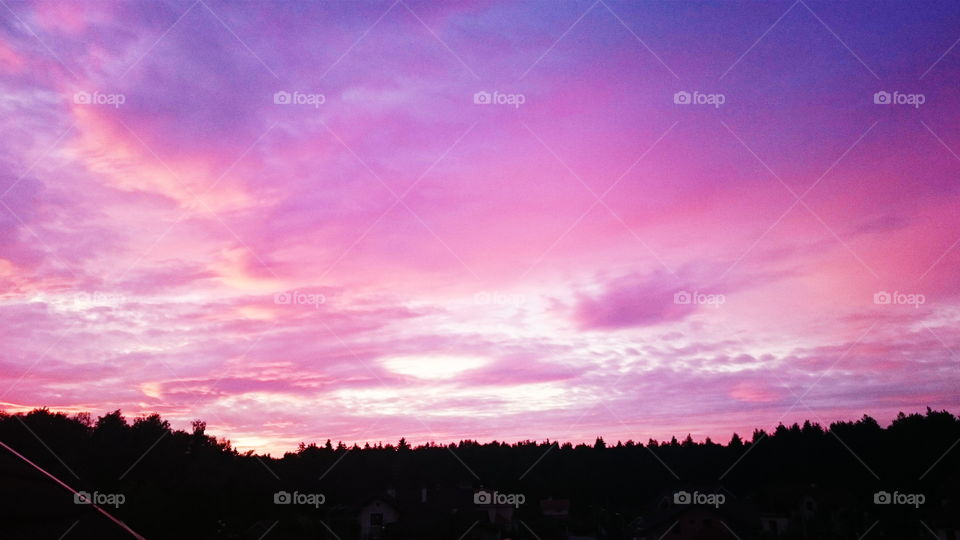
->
[13, 415, 80, 479]
[0, 439, 147, 539]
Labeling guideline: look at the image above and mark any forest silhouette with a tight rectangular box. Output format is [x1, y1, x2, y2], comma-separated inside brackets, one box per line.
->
[1, 407, 958, 539]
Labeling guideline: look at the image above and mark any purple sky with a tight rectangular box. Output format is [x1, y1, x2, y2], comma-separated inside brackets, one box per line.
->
[1, 0, 959, 454]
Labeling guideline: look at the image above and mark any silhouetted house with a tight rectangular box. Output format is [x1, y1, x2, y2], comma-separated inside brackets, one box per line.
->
[359, 496, 399, 540]
[357, 485, 503, 540]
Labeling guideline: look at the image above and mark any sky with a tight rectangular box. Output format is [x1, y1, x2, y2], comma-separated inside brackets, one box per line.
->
[0, 0, 959, 456]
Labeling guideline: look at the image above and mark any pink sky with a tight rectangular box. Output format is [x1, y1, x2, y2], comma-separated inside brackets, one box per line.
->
[1, 0, 959, 455]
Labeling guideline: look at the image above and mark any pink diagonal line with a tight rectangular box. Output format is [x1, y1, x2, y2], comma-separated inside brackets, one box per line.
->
[0, 439, 148, 540]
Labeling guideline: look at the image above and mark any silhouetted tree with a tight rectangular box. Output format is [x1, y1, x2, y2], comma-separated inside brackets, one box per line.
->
[1, 407, 957, 540]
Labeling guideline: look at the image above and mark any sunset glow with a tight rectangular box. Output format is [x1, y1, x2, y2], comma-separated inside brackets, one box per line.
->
[1, 0, 959, 456]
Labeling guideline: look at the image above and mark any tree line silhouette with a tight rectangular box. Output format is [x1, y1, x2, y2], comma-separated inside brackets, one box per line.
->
[1, 407, 958, 539]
